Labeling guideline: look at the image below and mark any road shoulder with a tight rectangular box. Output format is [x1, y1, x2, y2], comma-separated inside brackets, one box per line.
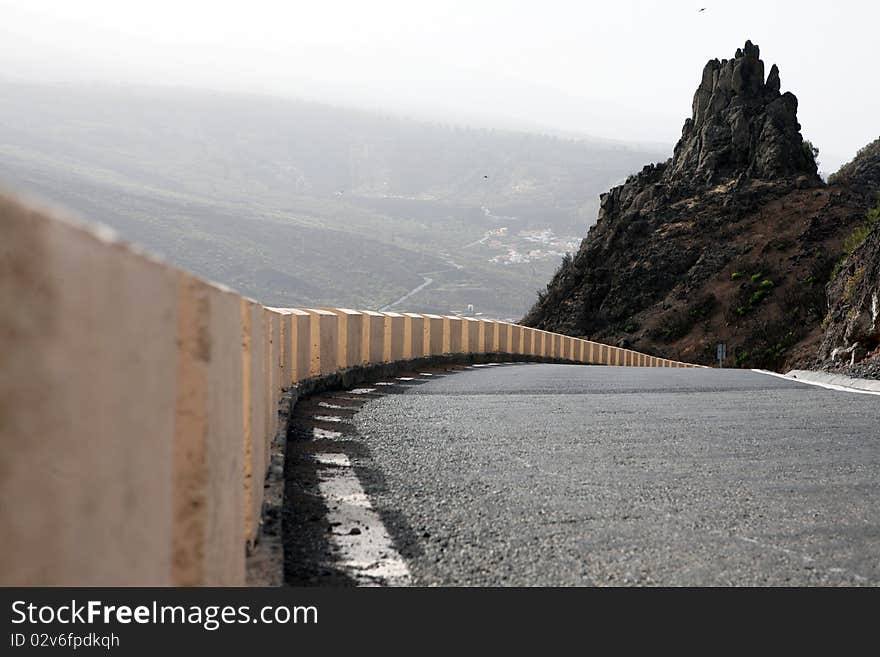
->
[754, 369, 880, 396]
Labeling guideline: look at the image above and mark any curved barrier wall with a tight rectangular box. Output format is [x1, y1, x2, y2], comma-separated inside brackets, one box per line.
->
[0, 194, 700, 585]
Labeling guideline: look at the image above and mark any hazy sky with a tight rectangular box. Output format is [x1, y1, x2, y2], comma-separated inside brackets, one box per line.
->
[1, 0, 876, 171]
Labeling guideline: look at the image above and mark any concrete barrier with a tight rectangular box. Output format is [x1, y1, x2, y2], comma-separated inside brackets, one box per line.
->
[361, 310, 386, 365]
[497, 322, 509, 354]
[0, 197, 180, 586]
[510, 325, 523, 355]
[402, 313, 424, 359]
[481, 319, 496, 353]
[462, 317, 480, 353]
[325, 308, 363, 369]
[422, 313, 445, 356]
[176, 277, 246, 586]
[443, 316, 463, 354]
[268, 308, 280, 436]
[382, 312, 405, 362]
[287, 308, 311, 383]
[246, 301, 267, 546]
[0, 192, 702, 586]
[270, 308, 293, 387]
[304, 309, 338, 376]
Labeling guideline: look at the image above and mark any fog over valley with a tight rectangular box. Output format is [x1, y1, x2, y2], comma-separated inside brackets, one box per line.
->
[1, 1, 877, 317]
[0, 83, 661, 317]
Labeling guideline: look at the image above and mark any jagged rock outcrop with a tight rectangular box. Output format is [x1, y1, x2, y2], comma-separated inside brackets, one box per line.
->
[667, 41, 817, 184]
[523, 42, 876, 371]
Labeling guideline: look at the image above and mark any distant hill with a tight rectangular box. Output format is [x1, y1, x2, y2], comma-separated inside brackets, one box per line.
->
[0, 82, 664, 317]
[524, 41, 880, 370]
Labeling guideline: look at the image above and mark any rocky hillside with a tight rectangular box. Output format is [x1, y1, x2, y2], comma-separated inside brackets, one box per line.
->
[523, 41, 879, 371]
[816, 140, 880, 376]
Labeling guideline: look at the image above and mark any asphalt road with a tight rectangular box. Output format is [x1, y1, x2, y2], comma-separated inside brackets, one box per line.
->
[286, 363, 880, 586]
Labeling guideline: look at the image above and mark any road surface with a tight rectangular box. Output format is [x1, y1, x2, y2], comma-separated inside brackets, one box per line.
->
[284, 363, 880, 586]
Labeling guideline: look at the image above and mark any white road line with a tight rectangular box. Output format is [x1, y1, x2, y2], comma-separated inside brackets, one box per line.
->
[314, 453, 349, 467]
[374, 382, 396, 386]
[419, 372, 433, 376]
[312, 428, 343, 439]
[752, 369, 880, 396]
[318, 401, 352, 410]
[396, 377, 415, 381]
[313, 415, 344, 423]
[348, 388, 377, 394]
[313, 453, 411, 586]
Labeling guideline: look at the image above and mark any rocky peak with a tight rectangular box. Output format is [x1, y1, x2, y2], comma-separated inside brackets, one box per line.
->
[522, 41, 876, 373]
[665, 40, 818, 184]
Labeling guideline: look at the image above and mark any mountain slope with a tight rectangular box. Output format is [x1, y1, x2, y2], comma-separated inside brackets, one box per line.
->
[523, 42, 878, 370]
[0, 83, 663, 316]
[817, 140, 880, 374]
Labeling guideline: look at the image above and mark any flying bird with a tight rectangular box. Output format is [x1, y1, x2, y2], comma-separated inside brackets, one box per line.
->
[698, 7, 706, 11]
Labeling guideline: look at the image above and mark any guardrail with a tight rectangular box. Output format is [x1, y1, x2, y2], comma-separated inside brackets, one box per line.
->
[0, 193, 699, 585]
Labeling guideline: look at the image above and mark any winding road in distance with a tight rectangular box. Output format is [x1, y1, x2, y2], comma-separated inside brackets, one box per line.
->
[285, 363, 880, 586]
[378, 255, 463, 311]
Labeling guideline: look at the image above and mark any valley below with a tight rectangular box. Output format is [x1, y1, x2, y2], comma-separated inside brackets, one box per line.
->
[0, 82, 661, 319]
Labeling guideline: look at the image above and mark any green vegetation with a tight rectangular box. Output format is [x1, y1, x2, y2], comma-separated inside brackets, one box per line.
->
[844, 200, 880, 254]
[730, 271, 743, 280]
[729, 252, 837, 369]
[731, 271, 775, 317]
[830, 196, 880, 280]
[802, 140, 819, 167]
[748, 289, 770, 306]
